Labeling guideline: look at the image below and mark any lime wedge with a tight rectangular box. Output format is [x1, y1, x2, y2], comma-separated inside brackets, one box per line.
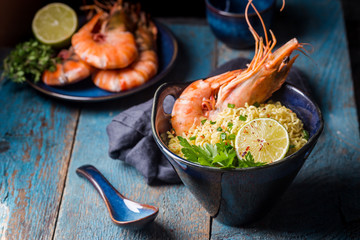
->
[235, 118, 290, 164]
[32, 3, 77, 48]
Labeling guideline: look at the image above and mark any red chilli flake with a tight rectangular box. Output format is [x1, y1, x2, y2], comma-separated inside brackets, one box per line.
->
[259, 140, 264, 151]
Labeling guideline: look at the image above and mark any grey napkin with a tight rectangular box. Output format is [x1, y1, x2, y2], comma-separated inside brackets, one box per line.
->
[107, 98, 180, 184]
[107, 57, 311, 185]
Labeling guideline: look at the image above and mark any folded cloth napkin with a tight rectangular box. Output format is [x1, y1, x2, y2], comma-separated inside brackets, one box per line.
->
[107, 57, 311, 185]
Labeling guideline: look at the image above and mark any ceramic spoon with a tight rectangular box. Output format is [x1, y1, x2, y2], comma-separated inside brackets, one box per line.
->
[76, 165, 159, 229]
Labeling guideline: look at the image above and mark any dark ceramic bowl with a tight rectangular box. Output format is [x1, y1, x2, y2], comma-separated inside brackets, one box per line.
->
[205, 0, 276, 49]
[151, 82, 324, 226]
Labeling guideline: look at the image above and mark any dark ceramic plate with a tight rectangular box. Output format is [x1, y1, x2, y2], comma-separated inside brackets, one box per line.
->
[27, 21, 178, 102]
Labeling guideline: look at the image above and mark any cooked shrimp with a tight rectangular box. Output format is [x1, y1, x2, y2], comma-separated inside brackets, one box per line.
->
[71, 1, 138, 69]
[171, 0, 306, 135]
[42, 48, 92, 86]
[92, 12, 158, 92]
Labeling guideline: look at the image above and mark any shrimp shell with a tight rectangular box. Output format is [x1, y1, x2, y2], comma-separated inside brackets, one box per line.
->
[42, 48, 92, 86]
[92, 12, 158, 92]
[92, 50, 158, 91]
[71, 12, 138, 69]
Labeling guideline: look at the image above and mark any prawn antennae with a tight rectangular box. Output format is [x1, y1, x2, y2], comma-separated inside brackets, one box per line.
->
[299, 43, 314, 54]
[245, 0, 260, 41]
[296, 44, 317, 66]
[280, 0, 286, 12]
[250, 2, 269, 47]
[245, 0, 277, 73]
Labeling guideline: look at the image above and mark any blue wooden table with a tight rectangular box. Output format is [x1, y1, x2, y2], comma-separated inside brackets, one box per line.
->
[1, 0, 360, 239]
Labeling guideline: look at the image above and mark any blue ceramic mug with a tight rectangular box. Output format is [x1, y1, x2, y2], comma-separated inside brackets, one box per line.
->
[205, 0, 276, 49]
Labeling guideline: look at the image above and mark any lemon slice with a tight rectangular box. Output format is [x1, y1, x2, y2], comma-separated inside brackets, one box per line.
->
[235, 118, 290, 164]
[32, 3, 77, 48]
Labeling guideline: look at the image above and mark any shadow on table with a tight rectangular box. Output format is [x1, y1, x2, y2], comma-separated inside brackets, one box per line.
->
[240, 165, 360, 236]
[125, 220, 191, 239]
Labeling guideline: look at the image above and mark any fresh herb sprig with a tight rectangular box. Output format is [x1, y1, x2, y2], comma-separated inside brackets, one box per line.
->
[177, 136, 266, 168]
[2, 39, 59, 83]
[303, 129, 310, 140]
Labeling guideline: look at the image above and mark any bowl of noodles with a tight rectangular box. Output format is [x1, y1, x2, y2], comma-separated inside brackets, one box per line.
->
[151, 81, 323, 226]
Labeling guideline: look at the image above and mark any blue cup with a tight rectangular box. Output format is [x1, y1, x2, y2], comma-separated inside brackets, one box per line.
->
[205, 0, 276, 49]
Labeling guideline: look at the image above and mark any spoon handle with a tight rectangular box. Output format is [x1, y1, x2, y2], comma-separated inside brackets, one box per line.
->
[76, 165, 125, 210]
[76, 164, 159, 229]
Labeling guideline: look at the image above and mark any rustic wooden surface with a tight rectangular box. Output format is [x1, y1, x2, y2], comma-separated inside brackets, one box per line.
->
[342, 0, 360, 129]
[0, 0, 359, 239]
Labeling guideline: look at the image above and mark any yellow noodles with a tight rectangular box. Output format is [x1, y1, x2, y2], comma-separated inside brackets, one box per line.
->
[167, 101, 307, 160]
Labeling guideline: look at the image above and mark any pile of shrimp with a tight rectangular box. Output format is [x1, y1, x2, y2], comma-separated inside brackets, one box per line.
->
[42, 0, 158, 92]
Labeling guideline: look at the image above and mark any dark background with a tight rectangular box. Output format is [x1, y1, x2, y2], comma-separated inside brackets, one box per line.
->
[0, 0, 208, 45]
[0, 0, 359, 126]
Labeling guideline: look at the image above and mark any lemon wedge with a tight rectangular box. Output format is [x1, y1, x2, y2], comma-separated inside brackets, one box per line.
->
[235, 118, 290, 164]
[32, 3, 77, 48]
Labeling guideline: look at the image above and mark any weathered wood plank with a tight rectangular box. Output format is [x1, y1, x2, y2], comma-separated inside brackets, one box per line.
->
[0, 68, 79, 239]
[54, 20, 216, 240]
[161, 19, 216, 82]
[2, 0, 358, 238]
[211, 0, 360, 239]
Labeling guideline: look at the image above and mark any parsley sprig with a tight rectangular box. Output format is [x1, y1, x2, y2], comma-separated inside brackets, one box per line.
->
[303, 130, 309, 140]
[2, 39, 59, 83]
[177, 136, 266, 168]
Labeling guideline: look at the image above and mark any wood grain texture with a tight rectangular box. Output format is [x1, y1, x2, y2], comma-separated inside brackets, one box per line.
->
[160, 19, 217, 82]
[1, 0, 359, 238]
[0, 79, 79, 239]
[53, 21, 216, 240]
[342, 0, 360, 129]
[211, 0, 360, 239]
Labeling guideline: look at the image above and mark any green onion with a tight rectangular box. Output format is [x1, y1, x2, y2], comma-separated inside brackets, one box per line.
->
[303, 130, 309, 140]
[228, 134, 236, 140]
[228, 103, 235, 108]
[210, 121, 216, 125]
[201, 119, 207, 125]
[239, 115, 247, 121]
[227, 122, 233, 128]
[217, 127, 223, 132]
[253, 102, 260, 107]
[189, 136, 196, 141]
[220, 133, 227, 140]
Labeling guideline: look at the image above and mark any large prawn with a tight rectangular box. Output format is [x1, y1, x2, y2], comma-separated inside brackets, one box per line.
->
[92, 11, 158, 92]
[171, 0, 307, 135]
[71, 0, 139, 69]
[42, 47, 92, 86]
